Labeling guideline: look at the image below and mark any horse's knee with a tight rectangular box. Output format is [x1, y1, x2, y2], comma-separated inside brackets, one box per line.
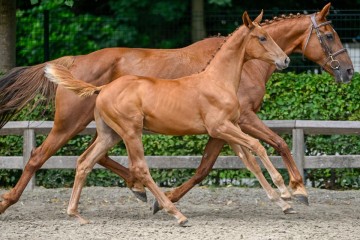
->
[273, 137, 290, 154]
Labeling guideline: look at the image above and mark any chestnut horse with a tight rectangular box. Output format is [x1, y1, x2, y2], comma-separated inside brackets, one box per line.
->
[45, 11, 291, 225]
[0, 3, 353, 214]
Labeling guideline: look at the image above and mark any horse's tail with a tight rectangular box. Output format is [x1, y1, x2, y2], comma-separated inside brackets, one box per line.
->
[45, 63, 104, 98]
[0, 56, 75, 128]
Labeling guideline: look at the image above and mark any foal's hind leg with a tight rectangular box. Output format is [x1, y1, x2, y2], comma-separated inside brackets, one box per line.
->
[67, 113, 122, 223]
[153, 137, 226, 214]
[106, 114, 188, 226]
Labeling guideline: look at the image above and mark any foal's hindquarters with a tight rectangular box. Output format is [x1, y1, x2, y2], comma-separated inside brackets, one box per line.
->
[67, 107, 189, 226]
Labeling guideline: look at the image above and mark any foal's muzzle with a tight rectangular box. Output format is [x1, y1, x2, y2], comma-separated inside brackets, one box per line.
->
[275, 57, 290, 70]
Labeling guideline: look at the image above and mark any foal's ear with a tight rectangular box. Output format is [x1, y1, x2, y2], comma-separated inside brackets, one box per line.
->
[242, 11, 255, 29]
[318, 2, 331, 20]
[253, 10, 263, 24]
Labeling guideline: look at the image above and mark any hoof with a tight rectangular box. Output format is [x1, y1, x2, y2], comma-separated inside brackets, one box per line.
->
[283, 207, 297, 214]
[179, 219, 190, 227]
[131, 190, 147, 203]
[152, 200, 162, 215]
[293, 194, 309, 206]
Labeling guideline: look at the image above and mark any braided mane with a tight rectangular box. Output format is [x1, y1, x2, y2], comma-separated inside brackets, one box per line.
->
[200, 12, 305, 72]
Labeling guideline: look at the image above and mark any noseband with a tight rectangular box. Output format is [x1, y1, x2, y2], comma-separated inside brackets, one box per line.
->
[302, 14, 347, 70]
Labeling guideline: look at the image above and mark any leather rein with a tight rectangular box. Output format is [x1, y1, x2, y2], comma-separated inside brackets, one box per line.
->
[302, 14, 347, 70]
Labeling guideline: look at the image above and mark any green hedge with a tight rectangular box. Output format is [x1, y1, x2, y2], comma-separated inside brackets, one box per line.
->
[1, 72, 359, 189]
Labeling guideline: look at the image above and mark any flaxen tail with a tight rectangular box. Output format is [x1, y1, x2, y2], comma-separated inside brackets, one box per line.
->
[0, 56, 75, 128]
[45, 64, 104, 97]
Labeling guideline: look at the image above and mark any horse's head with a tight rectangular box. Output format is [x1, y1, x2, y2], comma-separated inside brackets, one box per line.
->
[301, 3, 354, 83]
[243, 11, 290, 70]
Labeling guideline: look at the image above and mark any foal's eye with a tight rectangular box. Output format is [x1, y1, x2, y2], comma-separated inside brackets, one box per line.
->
[259, 36, 267, 42]
[326, 33, 334, 40]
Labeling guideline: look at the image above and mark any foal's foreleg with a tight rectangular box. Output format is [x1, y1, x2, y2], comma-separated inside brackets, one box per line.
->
[230, 144, 293, 212]
[239, 111, 308, 204]
[234, 145, 291, 200]
[209, 122, 294, 213]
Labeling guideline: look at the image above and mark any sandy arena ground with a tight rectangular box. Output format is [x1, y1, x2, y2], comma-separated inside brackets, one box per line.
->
[0, 186, 359, 240]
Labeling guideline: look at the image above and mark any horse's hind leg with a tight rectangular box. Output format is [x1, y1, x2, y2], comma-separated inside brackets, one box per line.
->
[0, 97, 143, 214]
[0, 123, 80, 214]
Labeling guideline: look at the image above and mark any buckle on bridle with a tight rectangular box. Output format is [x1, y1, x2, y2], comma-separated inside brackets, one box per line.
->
[329, 56, 340, 70]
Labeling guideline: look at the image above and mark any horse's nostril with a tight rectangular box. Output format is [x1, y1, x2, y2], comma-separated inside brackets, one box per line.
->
[347, 68, 354, 76]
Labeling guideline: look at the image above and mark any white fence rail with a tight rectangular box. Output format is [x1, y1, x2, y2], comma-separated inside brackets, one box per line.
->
[1, 121, 360, 190]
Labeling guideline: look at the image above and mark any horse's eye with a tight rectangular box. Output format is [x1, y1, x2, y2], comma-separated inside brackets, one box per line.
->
[326, 33, 334, 40]
[259, 36, 267, 42]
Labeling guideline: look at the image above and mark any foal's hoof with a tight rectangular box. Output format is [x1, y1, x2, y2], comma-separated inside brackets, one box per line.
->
[152, 200, 162, 215]
[283, 207, 297, 214]
[131, 190, 147, 203]
[293, 194, 309, 206]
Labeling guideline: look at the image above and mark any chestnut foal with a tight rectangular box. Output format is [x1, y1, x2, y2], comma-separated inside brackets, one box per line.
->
[45, 11, 291, 225]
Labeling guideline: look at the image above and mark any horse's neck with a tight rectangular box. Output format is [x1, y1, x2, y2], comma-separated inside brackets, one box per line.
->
[203, 27, 248, 91]
[253, 15, 311, 84]
[264, 15, 310, 56]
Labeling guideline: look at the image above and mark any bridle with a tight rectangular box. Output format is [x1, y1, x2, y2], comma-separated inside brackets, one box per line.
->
[302, 13, 347, 70]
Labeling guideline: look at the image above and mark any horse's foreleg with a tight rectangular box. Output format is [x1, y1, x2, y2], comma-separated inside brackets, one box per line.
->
[153, 137, 225, 214]
[239, 112, 308, 204]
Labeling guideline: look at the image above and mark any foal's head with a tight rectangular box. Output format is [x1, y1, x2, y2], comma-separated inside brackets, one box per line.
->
[300, 3, 353, 83]
[243, 11, 290, 70]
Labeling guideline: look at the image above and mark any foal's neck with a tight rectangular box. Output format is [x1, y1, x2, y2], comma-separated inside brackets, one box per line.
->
[203, 26, 249, 91]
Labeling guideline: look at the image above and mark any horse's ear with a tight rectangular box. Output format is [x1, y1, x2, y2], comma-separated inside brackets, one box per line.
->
[242, 11, 255, 29]
[318, 2, 331, 20]
[253, 10, 263, 24]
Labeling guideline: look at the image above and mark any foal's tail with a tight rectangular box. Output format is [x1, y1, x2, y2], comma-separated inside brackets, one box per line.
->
[0, 56, 75, 128]
[45, 64, 105, 98]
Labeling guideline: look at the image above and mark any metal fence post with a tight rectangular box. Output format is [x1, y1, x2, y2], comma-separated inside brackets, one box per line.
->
[23, 129, 36, 190]
[292, 128, 305, 182]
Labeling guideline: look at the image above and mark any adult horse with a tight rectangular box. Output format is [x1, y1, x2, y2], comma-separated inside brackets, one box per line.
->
[45, 11, 291, 225]
[0, 3, 353, 214]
